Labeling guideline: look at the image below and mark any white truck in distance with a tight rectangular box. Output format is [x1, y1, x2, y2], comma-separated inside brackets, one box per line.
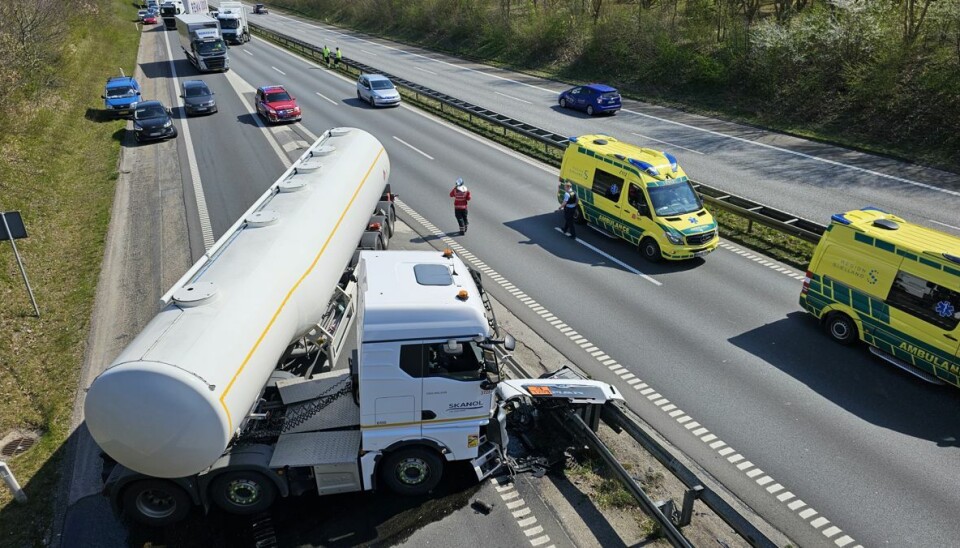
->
[182, 0, 209, 14]
[176, 14, 229, 72]
[84, 129, 622, 526]
[217, 1, 249, 44]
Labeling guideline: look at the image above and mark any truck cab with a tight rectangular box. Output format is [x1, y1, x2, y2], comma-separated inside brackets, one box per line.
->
[558, 135, 719, 262]
[216, 2, 249, 44]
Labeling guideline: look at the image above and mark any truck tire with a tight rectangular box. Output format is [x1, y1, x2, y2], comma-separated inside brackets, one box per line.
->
[209, 471, 277, 515]
[825, 313, 858, 346]
[359, 231, 384, 250]
[640, 238, 662, 263]
[380, 447, 443, 496]
[121, 479, 192, 527]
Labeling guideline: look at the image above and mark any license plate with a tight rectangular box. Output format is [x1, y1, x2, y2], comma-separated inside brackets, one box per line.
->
[196, 107, 207, 111]
[693, 250, 711, 258]
[149, 131, 160, 136]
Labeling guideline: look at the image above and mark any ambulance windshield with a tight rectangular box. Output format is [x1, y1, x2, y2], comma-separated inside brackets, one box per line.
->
[648, 181, 702, 216]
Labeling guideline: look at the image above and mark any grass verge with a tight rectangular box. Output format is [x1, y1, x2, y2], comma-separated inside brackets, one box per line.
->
[0, 1, 140, 544]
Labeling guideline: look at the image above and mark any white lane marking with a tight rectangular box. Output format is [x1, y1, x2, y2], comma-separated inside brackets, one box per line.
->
[359, 48, 377, 56]
[552, 227, 661, 285]
[631, 132, 705, 155]
[243, 49, 254, 56]
[929, 219, 960, 231]
[397, 196, 860, 548]
[222, 69, 293, 168]
[718, 241, 806, 280]
[161, 27, 214, 248]
[392, 136, 434, 160]
[315, 91, 338, 105]
[272, 13, 958, 197]
[414, 66, 437, 75]
[495, 91, 533, 105]
[271, 66, 286, 75]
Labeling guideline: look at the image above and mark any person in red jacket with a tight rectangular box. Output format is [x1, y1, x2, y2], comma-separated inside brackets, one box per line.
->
[450, 178, 471, 235]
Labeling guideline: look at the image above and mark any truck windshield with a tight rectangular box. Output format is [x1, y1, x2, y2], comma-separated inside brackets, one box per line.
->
[196, 40, 226, 55]
[220, 19, 240, 29]
[647, 180, 702, 216]
[106, 86, 137, 98]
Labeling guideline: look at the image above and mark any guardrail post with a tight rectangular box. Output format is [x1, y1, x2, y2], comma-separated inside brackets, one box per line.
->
[0, 461, 27, 503]
[747, 219, 754, 234]
[679, 486, 703, 527]
[656, 498, 676, 525]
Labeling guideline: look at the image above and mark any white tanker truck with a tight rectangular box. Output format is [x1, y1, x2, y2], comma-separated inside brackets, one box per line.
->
[85, 128, 622, 526]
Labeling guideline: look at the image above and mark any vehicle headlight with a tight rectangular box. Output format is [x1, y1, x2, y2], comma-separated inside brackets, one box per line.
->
[163, 120, 172, 128]
[664, 231, 684, 245]
[293, 106, 301, 113]
[133, 122, 143, 131]
[266, 107, 276, 114]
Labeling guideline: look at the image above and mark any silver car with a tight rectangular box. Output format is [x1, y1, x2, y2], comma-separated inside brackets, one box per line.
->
[356, 74, 401, 108]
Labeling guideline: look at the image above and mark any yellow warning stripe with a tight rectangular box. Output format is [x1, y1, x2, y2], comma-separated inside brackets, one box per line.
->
[219, 148, 385, 431]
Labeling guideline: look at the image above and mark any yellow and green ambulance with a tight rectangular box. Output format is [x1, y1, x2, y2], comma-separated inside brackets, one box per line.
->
[800, 207, 960, 386]
[557, 135, 718, 262]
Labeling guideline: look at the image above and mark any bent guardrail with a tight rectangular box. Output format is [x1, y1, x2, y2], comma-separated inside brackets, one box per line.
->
[250, 22, 826, 246]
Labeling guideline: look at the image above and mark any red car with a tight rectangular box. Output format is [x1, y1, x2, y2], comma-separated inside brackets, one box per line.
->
[143, 14, 157, 24]
[255, 85, 301, 123]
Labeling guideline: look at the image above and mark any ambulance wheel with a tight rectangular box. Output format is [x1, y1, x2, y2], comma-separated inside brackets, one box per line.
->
[210, 471, 277, 515]
[640, 238, 662, 263]
[381, 447, 443, 496]
[122, 479, 192, 527]
[825, 313, 858, 345]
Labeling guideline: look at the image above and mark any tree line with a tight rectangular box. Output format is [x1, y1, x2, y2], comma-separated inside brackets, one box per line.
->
[277, 0, 960, 168]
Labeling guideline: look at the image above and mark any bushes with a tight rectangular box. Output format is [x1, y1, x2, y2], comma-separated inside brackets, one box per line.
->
[276, 0, 959, 168]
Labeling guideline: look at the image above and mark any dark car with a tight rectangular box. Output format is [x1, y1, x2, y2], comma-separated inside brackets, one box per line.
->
[180, 80, 217, 116]
[558, 84, 621, 116]
[132, 100, 177, 142]
[253, 3, 268, 14]
[256, 85, 301, 123]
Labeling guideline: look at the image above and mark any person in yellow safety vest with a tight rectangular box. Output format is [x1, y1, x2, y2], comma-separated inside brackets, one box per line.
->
[335, 47, 342, 68]
[323, 45, 330, 66]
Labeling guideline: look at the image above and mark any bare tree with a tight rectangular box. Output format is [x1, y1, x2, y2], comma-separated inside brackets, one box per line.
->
[901, 0, 936, 43]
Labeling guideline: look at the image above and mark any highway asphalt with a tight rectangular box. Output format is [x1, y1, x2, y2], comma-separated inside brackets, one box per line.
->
[243, 6, 960, 239]
[60, 17, 960, 547]
[178, 27, 960, 547]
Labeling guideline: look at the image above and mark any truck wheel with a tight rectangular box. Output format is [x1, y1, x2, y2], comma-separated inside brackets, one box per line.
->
[380, 447, 443, 496]
[210, 471, 277, 515]
[121, 479, 192, 527]
[825, 313, 858, 346]
[640, 238, 662, 263]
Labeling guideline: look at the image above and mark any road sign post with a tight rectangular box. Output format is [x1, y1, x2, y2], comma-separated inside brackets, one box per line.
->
[0, 211, 40, 317]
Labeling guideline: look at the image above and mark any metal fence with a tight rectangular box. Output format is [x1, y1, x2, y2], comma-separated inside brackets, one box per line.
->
[250, 22, 827, 245]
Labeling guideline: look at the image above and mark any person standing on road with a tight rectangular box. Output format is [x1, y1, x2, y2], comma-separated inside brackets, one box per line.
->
[558, 182, 578, 238]
[450, 178, 471, 235]
[323, 45, 330, 66]
[335, 47, 342, 68]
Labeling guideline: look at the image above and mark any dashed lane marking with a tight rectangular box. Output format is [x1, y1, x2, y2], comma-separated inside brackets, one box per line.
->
[489, 478, 556, 547]
[551, 227, 661, 285]
[392, 136, 434, 160]
[631, 132, 705, 155]
[495, 91, 533, 105]
[315, 91, 338, 105]
[271, 66, 286, 75]
[399, 198, 860, 548]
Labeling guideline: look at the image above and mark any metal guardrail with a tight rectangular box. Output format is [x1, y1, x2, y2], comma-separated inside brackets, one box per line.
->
[250, 22, 828, 245]
[251, 22, 781, 546]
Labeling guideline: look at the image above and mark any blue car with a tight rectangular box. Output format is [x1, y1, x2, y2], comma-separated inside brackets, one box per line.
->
[558, 84, 621, 116]
[102, 76, 142, 118]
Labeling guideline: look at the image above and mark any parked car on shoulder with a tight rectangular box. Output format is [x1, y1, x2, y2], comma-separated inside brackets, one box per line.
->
[558, 84, 621, 116]
[138, 9, 148, 20]
[132, 100, 177, 142]
[256, 85, 301, 123]
[180, 80, 217, 116]
[356, 74, 401, 108]
[102, 76, 142, 118]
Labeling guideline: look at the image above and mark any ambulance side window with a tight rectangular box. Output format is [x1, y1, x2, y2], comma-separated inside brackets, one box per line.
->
[885, 270, 960, 331]
[592, 169, 624, 202]
[628, 184, 649, 215]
